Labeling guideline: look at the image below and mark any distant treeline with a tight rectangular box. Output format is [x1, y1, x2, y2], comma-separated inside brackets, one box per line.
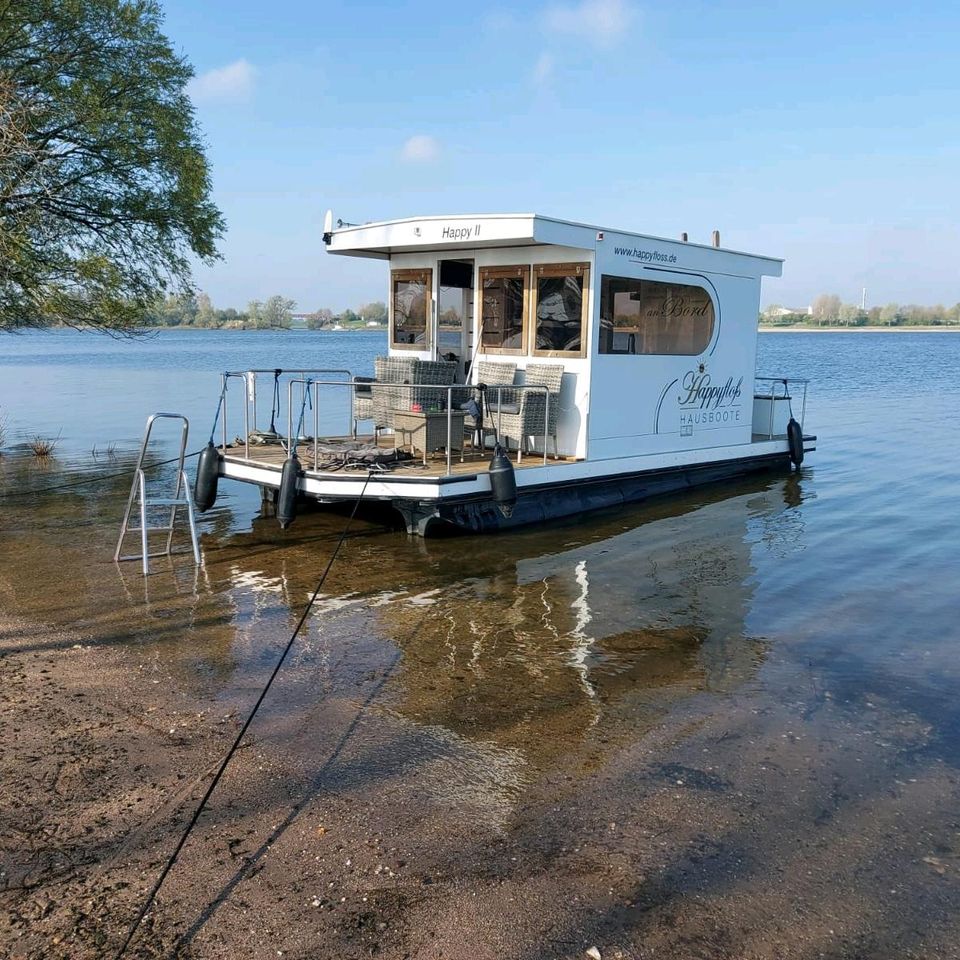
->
[762, 295, 960, 327]
[147, 293, 388, 330]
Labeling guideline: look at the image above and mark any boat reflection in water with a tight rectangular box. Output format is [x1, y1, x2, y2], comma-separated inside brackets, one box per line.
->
[204, 471, 809, 823]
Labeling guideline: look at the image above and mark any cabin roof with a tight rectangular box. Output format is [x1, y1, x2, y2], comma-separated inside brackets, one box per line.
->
[324, 212, 783, 277]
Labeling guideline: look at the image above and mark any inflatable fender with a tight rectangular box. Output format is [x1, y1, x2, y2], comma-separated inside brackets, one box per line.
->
[787, 418, 804, 467]
[194, 442, 221, 512]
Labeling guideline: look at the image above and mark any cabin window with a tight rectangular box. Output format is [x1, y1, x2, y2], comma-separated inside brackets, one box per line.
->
[598, 275, 715, 355]
[390, 268, 432, 350]
[532, 263, 589, 357]
[479, 265, 528, 354]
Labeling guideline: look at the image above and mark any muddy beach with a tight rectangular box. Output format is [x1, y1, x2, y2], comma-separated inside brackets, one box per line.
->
[3, 330, 960, 959]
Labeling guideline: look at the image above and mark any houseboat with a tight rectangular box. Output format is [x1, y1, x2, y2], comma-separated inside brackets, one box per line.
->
[199, 213, 814, 535]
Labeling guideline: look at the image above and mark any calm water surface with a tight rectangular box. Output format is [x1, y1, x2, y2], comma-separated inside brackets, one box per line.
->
[2, 329, 959, 955]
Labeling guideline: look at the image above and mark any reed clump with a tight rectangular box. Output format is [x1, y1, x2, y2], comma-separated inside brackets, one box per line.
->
[29, 434, 59, 458]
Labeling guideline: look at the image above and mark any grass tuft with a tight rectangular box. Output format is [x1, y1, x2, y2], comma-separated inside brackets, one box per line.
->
[30, 433, 60, 458]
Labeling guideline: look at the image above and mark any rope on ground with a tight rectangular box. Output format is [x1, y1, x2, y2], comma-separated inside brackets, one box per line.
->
[114, 470, 377, 959]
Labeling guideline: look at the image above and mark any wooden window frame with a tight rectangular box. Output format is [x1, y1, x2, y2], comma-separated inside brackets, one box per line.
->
[532, 262, 590, 359]
[390, 268, 433, 351]
[478, 264, 529, 356]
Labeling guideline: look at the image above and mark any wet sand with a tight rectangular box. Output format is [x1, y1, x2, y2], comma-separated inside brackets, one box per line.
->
[7, 568, 960, 960]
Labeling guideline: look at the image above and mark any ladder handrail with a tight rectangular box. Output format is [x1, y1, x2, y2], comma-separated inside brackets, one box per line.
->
[115, 414, 199, 574]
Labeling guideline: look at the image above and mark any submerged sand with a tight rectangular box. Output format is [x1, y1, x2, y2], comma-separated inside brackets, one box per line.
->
[4, 605, 960, 960]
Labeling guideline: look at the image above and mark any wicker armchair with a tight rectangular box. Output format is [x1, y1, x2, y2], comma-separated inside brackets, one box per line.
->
[352, 376, 375, 436]
[462, 360, 518, 436]
[411, 359, 457, 412]
[372, 357, 458, 431]
[372, 356, 415, 431]
[493, 363, 564, 462]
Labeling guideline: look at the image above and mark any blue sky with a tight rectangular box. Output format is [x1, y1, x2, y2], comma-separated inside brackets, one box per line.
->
[163, 0, 960, 312]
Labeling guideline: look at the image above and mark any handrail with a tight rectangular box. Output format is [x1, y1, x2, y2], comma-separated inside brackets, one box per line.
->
[114, 413, 199, 574]
[754, 376, 809, 436]
[219, 368, 354, 458]
[284, 378, 551, 475]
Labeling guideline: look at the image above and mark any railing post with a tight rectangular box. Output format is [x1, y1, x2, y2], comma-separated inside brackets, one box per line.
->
[221, 374, 228, 451]
[243, 375, 250, 459]
[446, 386, 452, 476]
[287, 380, 294, 451]
[314, 381, 319, 467]
[544, 386, 549, 466]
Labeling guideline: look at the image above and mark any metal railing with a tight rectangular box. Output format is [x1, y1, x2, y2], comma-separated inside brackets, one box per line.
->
[219, 368, 353, 458]
[281, 378, 552, 476]
[754, 376, 809, 439]
[115, 413, 200, 575]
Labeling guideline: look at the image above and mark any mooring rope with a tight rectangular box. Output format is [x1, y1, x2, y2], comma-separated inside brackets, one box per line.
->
[290, 378, 313, 455]
[114, 470, 376, 959]
[208, 376, 229, 445]
[0, 450, 204, 501]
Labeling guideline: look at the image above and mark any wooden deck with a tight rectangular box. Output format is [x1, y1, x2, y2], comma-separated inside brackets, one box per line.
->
[220, 435, 573, 479]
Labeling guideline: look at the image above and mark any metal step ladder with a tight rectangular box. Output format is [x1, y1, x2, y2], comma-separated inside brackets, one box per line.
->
[114, 413, 201, 575]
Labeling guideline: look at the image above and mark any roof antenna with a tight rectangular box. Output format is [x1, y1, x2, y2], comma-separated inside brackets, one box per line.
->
[711, 230, 721, 248]
[322, 209, 334, 244]
[680, 232, 688, 242]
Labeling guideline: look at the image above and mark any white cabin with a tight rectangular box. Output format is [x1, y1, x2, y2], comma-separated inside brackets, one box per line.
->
[326, 213, 783, 463]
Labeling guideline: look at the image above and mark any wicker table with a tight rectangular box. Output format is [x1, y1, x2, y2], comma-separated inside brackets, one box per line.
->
[393, 410, 465, 465]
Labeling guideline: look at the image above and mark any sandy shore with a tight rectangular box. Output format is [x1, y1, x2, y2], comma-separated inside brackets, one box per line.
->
[4, 604, 960, 960]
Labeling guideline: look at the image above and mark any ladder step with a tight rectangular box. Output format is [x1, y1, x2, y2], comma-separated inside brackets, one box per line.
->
[143, 498, 191, 506]
[117, 547, 198, 562]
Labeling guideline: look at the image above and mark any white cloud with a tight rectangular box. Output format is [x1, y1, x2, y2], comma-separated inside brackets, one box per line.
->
[533, 51, 554, 85]
[187, 59, 256, 103]
[401, 135, 440, 163]
[545, 0, 635, 48]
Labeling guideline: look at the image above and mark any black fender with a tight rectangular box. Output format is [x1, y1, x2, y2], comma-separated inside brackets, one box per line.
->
[787, 417, 804, 467]
[194, 441, 221, 512]
[277, 453, 301, 529]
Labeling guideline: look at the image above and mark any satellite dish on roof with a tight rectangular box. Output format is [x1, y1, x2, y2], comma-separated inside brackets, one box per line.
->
[322, 209, 334, 244]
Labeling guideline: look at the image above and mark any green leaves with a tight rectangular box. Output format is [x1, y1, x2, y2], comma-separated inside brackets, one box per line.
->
[0, 0, 225, 332]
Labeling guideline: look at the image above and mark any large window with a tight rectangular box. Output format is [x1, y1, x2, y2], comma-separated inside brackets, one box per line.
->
[391, 268, 432, 349]
[533, 263, 589, 357]
[598, 275, 715, 355]
[479, 265, 528, 354]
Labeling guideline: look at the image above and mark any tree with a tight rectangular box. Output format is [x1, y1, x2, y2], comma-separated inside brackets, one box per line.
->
[359, 300, 387, 325]
[811, 294, 842, 324]
[338, 308, 359, 326]
[0, 0, 224, 332]
[261, 294, 295, 329]
[879, 303, 901, 326]
[195, 291, 216, 327]
[838, 302, 862, 326]
[306, 308, 333, 330]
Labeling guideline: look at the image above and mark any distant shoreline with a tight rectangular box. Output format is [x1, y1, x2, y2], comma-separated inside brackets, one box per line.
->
[135, 325, 384, 333]
[759, 325, 960, 333]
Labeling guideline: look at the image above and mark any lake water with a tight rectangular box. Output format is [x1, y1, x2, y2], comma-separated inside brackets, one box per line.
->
[2, 329, 960, 957]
